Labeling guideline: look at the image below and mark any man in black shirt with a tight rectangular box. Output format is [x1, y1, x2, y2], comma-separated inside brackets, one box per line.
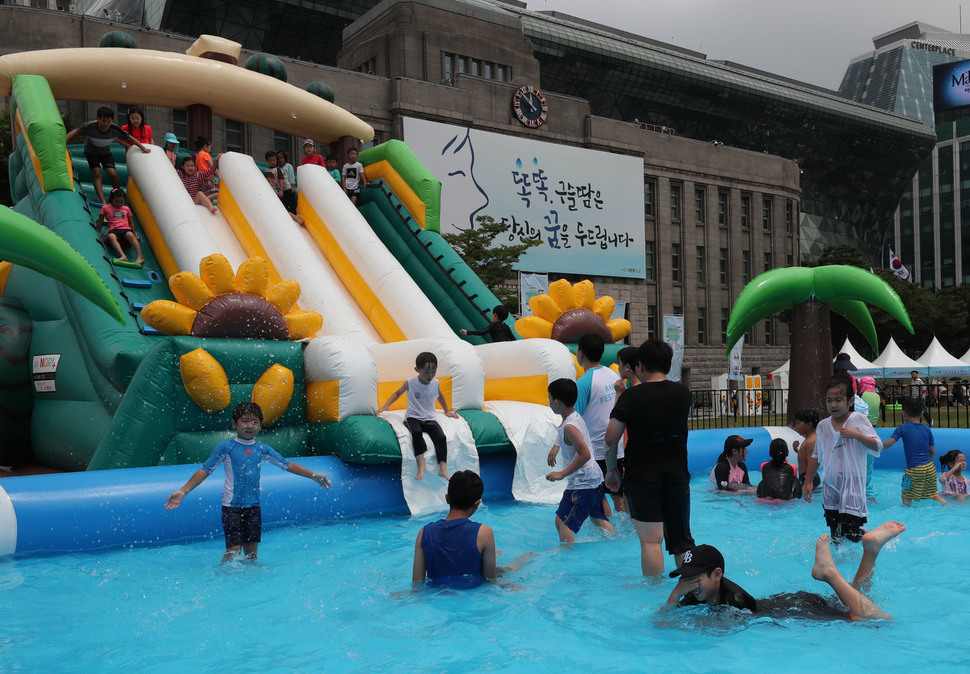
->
[666, 521, 905, 621]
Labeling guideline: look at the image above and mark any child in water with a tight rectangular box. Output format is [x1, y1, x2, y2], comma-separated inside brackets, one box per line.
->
[757, 438, 802, 500]
[939, 450, 968, 501]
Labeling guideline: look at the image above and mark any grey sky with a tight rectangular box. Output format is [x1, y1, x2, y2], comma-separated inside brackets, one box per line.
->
[525, 0, 965, 89]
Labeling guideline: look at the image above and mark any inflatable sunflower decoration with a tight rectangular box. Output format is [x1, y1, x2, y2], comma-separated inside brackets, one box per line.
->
[515, 279, 631, 343]
[141, 254, 321, 340]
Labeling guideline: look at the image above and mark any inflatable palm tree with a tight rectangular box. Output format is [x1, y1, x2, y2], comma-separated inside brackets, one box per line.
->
[725, 265, 913, 422]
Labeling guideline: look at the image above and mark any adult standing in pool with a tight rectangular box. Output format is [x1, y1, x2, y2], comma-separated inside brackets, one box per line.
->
[604, 339, 693, 576]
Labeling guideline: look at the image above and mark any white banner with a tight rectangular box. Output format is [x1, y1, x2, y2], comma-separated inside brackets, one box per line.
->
[403, 117, 646, 278]
[519, 271, 549, 317]
[663, 314, 685, 381]
[729, 337, 744, 380]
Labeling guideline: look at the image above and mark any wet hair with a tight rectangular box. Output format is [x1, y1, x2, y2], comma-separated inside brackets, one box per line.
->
[940, 449, 964, 470]
[194, 137, 210, 150]
[577, 333, 605, 362]
[447, 470, 484, 510]
[638, 339, 672, 375]
[277, 150, 288, 163]
[265, 150, 278, 160]
[125, 105, 146, 127]
[181, 155, 196, 169]
[825, 374, 853, 400]
[616, 346, 640, 370]
[232, 401, 263, 423]
[492, 305, 509, 321]
[415, 351, 437, 369]
[548, 378, 578, 407]
[109, 188, 126, 202]
[793, 408, 819, 428]
[96, 106, 114, 119]
[769, 438, 789, 465]
[901, 396, 923, 419]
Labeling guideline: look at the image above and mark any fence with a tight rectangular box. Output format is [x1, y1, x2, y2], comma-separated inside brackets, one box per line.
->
[688, 386, 970, 430]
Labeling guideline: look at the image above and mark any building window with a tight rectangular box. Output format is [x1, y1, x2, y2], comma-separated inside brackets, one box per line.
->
[644, 180, 656, 217]
[763, 252, 772, 273]
[444, 53, 510, 82]
[719, 248, 728, 285]
[225, 119, 244, 153]
[742, 250, 750, 283]
[671, 243, 681, 283]
[354, 56, 377, 75]
[697, 307, 707, 345]
[787, 254, 794, 267]
[670, 183, 681, 221]
[172, 109, 187, 146]
[786, 200, 794, 233]
[765, 318, 773, 346]
[696, 246, 706, 284]
[694, 187, 706, 224]
[741, 194, 751, 229]
[273, 130, 289, 151]
[645, 241, 655, 281]
[762, 196, 772, 231]
[718, 190, 729, 226]
[647, 306, 657, 339]
[721, 308, 729, 344]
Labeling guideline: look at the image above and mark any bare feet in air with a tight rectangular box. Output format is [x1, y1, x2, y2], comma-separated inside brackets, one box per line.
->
[862, 521, 906, 555]
[437, 463, 450, 480]
[415, 454, 426, 480]
[810, 534, 839, 583]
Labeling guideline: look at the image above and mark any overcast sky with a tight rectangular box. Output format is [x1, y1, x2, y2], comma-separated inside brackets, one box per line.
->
[524, 0, 966, 90]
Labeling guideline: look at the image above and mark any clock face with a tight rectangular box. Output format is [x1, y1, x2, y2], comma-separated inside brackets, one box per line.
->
[512, 85, 548, 128]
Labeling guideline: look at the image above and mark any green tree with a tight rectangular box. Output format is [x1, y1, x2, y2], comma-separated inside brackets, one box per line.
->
[442, 214, 541, 308]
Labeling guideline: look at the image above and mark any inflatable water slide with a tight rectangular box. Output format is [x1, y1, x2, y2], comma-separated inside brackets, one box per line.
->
[0, 38, 582, 554]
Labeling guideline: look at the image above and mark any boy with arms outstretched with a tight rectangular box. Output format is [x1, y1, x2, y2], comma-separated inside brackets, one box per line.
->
[546, 378, 614, 543]
[164, 401, 332, 562]
[378, 351, 460, 480]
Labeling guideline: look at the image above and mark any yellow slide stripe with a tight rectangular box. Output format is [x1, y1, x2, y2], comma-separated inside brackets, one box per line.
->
[217, 184, 288, 290]
[377, 376, 454, 412]
[484, 375, 549, 405]
[0, 261, 12, 294]
[127, 177, 179, 282]
[364, 159, 426, 229]
[298, 194, 407, 343]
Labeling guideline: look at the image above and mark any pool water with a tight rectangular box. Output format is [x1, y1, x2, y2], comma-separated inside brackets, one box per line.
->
[2, 469, 968, 672]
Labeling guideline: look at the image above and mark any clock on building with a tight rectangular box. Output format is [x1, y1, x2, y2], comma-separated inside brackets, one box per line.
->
[512, 85, 548, 128]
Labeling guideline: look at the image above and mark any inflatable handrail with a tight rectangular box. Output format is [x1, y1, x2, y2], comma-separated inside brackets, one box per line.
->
[10, 75, 73, 193]
[360, 140, 441, 231]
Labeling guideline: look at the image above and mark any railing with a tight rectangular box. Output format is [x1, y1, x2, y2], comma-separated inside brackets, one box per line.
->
[688, 388, 788, 430]
[687, 386, 970, 430]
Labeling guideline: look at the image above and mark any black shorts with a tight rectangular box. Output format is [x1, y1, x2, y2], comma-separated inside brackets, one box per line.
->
[222, 505, 262, 547]
[85, 149, 115, 172]
[624, 474, 694, 555]
[596, 458, 624, 496]
[346, 187, 361, 197]
[106, 227, 133, 239]
[823, 509, 866, 543]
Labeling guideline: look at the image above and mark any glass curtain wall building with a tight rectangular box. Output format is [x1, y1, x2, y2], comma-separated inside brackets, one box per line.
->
[840, 22, 970, 287]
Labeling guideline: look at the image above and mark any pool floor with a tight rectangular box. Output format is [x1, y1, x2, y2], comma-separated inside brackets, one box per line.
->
[1, 470, 968, 672]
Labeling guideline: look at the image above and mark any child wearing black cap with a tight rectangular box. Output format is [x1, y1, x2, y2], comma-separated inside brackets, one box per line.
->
[709, 435, 757, 493]
[666, 521, 906, 620]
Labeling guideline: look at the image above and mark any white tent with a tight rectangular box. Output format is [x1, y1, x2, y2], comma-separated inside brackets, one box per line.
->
[834, 338, 876, 372]
[866, 337, 925, 379]
[917, 336, 970, 377]
[772, 360, 789, 374]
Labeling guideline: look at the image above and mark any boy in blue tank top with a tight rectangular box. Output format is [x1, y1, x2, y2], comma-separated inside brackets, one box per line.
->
[165, 402, 333, 563]
[412, 470, 496, 588]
